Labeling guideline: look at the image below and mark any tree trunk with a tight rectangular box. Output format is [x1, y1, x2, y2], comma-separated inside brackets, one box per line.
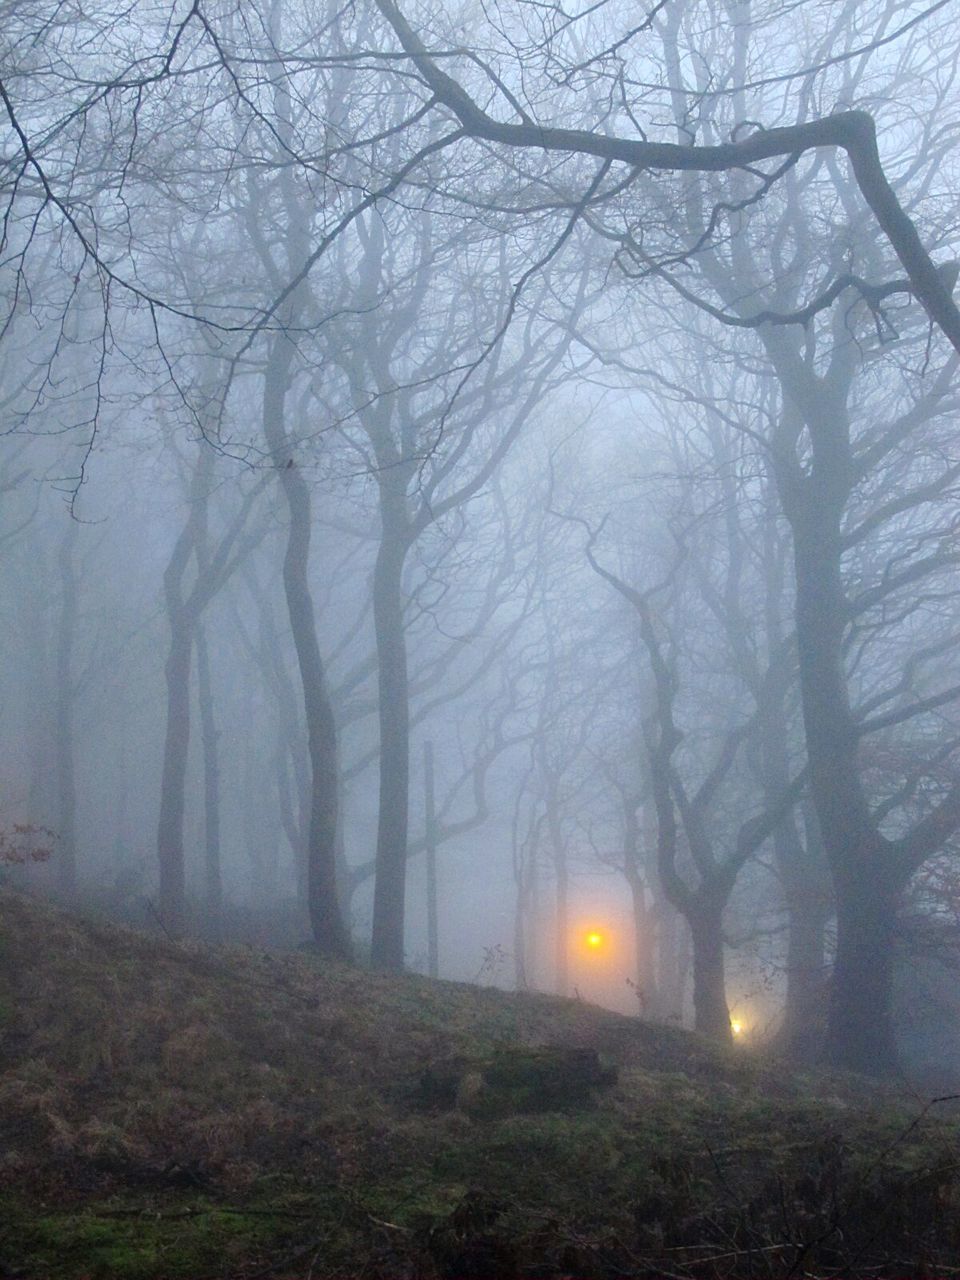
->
[280, 480, 350, 959]
[157, 623, 192, 934]
[155, 444, 260, 937]
[274, 723, 308, 906]
[789, 481, 899, 1073]
[754, 492, 831, 1054]
[779, 799, 832, 1057]
[623, 796, 658, 1014]
[766, 795, 832, 1054]
[828, 865, 901, 1073]
[423, 739, 439, 979]
[55, 521, 78, 898]
[626, 865, 658, 1015]
[242, 699, 280, 917]
[264, 336, 352, 961]
[195, 623, 222, 927]
[156, 453, 208, 937]
[554, 849, 569, 997]
[513, 876, 529, 990]
[112, 740, 128, 867]
[513, 821, 539, 991]
[688, 897, 732, 1044]
[21, 558, 54, 832]
[545, 789, 569, 997]
[782, 886, 829, 1057]
[659, 905, 690, 1024]
[250, 580, 310, 906]
[370, 503, 411, 971]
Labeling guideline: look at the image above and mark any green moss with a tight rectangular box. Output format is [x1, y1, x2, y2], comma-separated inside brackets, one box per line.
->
[0, 1189, 350, 1280]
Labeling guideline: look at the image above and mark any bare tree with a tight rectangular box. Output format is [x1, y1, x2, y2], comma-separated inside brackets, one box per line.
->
[156, 430, 267, 934]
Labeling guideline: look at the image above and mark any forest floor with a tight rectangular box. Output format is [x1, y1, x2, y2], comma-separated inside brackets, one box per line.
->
[1, 888, 959, 1279]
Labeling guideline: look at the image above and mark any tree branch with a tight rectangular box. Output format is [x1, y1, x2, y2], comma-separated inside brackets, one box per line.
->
[372, 0, 960, 353]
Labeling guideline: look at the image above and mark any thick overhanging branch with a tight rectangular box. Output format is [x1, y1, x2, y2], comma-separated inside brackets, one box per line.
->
[621, 247, 955, 338]
[372, 0, 960, 355]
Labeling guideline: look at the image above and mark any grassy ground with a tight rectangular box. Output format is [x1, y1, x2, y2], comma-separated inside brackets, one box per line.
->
[1, 888, 959, 1278]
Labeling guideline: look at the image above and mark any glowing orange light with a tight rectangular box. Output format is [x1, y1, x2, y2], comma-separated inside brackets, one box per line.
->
[731, 1019, 744, 1037]
[586, 931, 604, 949]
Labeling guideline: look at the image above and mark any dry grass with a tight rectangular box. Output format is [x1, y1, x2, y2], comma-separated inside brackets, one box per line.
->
[1, 888, 959, 1278]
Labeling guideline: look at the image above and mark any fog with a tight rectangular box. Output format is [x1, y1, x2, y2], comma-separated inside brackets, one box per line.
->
[4, 0, 960, 1083]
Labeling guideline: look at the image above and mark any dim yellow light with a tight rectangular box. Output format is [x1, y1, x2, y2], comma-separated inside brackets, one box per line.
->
[731, 1019, 744, 1036]
[586, 931, 604, 949]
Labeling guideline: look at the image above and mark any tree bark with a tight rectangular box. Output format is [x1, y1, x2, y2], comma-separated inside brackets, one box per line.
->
[776, 800, 831, 1056]
[369, 500, 411, 970]
[688, 897, 732, 1044]
[156, 459, 208, 936]
[512, 808, 539, 992]
[657, 901, 689, 1024]
[513, 875, 530, 990]
[263, 334, 352, 961]
[782, 879, 829, 1056]
[195, 623, 222, 926]
[622, 798, 658, 1013]
[157, 623, 192, 933]
[244, 573, 310, 906]
[788, 463, 900, 1072]
[55, 521, 78, 898]
[546, 789, 569, 997]
[423, 739, 439, 979]
[829, 863, 900, 1071]
[756, 508, 831, 1057]
[554, 849, 569, 998]
[156, 453, 209, 936]
[625, 863, 657, 1014]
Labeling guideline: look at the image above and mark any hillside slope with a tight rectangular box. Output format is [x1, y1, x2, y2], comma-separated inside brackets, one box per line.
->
[1, 888, 958, 1278]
